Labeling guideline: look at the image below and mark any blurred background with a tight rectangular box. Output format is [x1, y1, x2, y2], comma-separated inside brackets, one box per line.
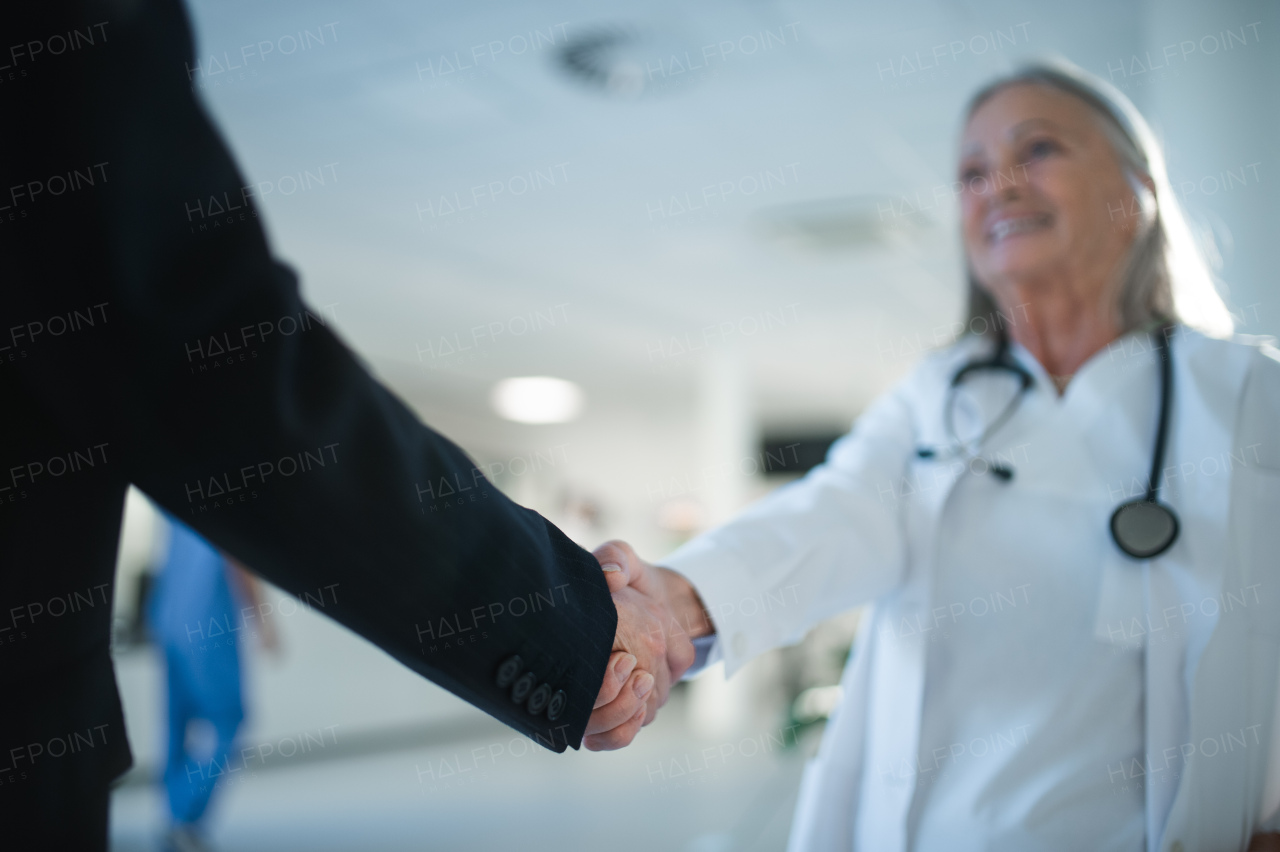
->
[108, 0, 1277, 849]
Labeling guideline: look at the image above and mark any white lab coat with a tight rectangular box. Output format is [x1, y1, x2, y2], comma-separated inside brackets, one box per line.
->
[663, 326, 1280, 852]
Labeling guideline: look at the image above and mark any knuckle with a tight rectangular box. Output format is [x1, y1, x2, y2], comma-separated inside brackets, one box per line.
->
[595, 685, 618, 709]
[595, 539, 629, 562]
[615, 698, 639, 725]
[593, 541, 622, 563]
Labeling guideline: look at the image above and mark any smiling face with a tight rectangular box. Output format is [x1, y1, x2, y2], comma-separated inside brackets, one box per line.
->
[958, 82, 1147, 312]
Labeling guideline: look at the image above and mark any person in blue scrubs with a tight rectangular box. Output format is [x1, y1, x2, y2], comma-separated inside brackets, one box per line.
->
[148, 514, 273, 852]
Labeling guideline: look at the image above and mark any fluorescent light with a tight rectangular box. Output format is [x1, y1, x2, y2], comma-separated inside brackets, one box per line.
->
[490, 376, 585, 424]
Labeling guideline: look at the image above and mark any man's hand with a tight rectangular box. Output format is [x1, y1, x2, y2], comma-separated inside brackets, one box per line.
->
[583, 540, 712, 750]
[583, 588, 661, 751]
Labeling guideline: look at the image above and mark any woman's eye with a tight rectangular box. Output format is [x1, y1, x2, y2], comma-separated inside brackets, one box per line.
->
[960, 166, 984, 183]
[1026, 139, 1058, 159]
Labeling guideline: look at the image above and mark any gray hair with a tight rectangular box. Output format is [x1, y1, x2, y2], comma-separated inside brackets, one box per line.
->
[960, 58, 1233, 339]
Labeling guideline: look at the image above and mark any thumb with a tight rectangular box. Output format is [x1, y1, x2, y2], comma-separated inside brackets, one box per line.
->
[593, 540, 634, 593]
[602, 565, 629, 594]
[598, 560, 629, 594]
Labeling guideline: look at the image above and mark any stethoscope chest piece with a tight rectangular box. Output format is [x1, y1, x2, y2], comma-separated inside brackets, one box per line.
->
[1107, 322, 1180, 560]
[1110, 497, 1179, 559]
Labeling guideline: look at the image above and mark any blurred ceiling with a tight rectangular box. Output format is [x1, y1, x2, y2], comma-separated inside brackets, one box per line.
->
[182, 0, 1271, 433]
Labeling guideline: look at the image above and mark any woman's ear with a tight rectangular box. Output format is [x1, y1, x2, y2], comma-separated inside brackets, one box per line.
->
[1125, 171, 1158, 223]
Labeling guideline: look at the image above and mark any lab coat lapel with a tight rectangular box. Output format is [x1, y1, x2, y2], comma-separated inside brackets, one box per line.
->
[1154, 467, 1276, 852]
[853, 350, 974, 852]
[1146, 334, 1260, 852]
[788, 611, 877, 852]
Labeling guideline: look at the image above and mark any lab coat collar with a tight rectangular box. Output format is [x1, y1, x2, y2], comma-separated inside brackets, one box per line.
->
[1005, 327, 1157, 412]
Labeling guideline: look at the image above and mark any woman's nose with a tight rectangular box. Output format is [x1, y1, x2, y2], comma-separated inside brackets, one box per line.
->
[996, 156, 1025, 200]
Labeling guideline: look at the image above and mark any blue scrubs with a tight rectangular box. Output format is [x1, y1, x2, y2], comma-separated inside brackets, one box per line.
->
[147, 516, 246, 827]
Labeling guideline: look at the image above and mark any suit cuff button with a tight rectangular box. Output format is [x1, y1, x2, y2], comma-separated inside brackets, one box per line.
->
[526, 683, 552, 715]
[511, 672, 537, 703]
[546, 689, 567, 721]
[495, 655, 523, 689]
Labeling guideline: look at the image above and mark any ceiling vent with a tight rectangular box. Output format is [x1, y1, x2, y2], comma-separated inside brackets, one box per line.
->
[557, 28, 697, 98]
[752, 196, 935, 252]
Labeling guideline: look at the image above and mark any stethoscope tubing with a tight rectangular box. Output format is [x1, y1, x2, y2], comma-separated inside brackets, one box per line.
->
[918, 323, 1179, 559]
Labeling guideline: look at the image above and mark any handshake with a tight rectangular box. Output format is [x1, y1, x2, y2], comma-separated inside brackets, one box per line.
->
[583, 541, 716, 751]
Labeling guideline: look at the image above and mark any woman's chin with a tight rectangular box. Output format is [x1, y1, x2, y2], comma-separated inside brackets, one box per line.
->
[976, 246, 1062, 283]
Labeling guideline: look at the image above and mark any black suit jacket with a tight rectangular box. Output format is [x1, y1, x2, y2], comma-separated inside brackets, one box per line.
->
[0, 0, 616, 816]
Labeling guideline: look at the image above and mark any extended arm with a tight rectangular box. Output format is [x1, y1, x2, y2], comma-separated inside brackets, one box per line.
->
[3, 0, 616, 751]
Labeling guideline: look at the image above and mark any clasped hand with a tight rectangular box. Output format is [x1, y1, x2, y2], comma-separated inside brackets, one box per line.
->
[584, 540, 712, 750]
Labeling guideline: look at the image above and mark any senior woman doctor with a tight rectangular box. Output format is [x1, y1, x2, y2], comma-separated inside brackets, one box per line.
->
[587, 62, 1280, 852]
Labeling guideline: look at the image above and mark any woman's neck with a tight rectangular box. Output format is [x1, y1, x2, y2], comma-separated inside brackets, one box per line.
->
[992, 272, 1123, 391]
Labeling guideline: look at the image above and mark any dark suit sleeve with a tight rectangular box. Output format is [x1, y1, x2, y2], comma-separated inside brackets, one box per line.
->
[1, 0, 616, 751]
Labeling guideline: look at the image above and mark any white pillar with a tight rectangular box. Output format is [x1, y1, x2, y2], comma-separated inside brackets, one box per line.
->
[695, 345, 755, 526]
[687, 345, 764, 738]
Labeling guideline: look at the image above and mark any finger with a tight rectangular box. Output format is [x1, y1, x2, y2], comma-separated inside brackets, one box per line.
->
[594, 540, 632, 592]
[593, 651, 636, 710]
[666, 633, 697, 682]
[642, 663, 671, 726]
[601, 564, 628, 594]
[586, 670, 653, 735]
[610, 586, 672, 711]
[585, 670, 654, 736]
[594, 540, 647, 594]
[583, 705, 647, 752]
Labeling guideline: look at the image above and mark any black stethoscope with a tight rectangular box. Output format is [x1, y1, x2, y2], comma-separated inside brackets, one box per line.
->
[915, 326, 1180, 560]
